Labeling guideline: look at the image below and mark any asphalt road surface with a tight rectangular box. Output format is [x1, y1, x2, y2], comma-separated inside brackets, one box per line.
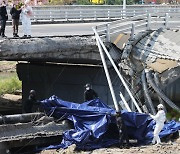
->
[5, 22, 106, 38]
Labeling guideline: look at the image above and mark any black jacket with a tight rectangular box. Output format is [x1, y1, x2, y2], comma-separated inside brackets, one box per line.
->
[23, 95, 38, 113]
[84, 89, 98, 101]
[10, 7, 21, 20]
[0, 6, 8, 20]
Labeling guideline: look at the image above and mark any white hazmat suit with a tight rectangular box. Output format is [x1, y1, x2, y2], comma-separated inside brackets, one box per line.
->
[21, 2, 32, 37]
[150, 104, 166, 144]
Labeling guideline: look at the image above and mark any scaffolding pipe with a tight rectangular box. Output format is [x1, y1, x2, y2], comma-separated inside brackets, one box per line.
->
[93, 27, 142, 113]
[95, 32, 119, 112]
[120, 92, 131, 112]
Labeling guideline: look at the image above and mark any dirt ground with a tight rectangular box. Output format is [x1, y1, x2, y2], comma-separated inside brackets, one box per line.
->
[40, 138, 180, 154]
[0, 61, 17, 72]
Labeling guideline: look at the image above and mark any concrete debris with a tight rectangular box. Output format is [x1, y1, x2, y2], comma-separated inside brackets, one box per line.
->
[118, 28, 180, 112]
[0, 113, 68, 152]
[147, 59, 178, 73]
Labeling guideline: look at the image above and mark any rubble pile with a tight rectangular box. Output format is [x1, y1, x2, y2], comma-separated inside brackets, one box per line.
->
[0, 113, 68, 153]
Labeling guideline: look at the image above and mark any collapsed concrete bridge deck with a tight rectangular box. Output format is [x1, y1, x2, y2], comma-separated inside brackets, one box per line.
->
[0, 35, 100, 64]
[0, 29, 180, 107]
[0, 29, 180, 152]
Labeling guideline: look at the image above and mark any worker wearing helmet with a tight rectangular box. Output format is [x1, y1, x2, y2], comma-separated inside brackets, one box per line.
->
[84, 83, 98, 101]
[150, 104, 166, 145]
[23, 89, 38, 113]
[116, 111, 129, 148]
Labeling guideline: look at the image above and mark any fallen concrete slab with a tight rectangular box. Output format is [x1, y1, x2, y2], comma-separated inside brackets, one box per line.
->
[0, 35, 100, 64]
[0, 113, 68, 152]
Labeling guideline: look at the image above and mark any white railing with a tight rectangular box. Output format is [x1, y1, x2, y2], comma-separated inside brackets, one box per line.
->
[6, 5, 180, 22]
[94, 12, 180, 42]
[32, 7, 180, 22]
[92, 12, 180, 112]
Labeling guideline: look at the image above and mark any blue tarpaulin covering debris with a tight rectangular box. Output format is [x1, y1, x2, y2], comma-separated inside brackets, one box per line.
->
[40, 95, 180, 150]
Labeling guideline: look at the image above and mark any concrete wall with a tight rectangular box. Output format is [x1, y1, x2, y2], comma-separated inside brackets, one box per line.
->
[17, 63, 122, 107]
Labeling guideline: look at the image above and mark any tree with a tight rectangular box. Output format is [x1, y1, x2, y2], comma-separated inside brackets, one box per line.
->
[76, 0, 92, 5]
[106, 0, 135, 5]
[114, 0, 123, 5]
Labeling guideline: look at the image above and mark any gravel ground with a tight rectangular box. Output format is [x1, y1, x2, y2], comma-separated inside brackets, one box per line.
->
[40, 138, 180, 154]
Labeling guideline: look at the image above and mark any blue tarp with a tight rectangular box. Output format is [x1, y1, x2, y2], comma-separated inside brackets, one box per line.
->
[40, 95, 180, 150]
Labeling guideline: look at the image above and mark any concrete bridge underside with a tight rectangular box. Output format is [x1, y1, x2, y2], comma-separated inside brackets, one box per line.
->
[17, 62, 122, 106]
[0, 30, 180, 109]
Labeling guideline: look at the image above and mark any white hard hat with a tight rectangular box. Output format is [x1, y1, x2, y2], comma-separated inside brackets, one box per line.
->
[157, 104, 164, 109]
[85, 83, 91, 88]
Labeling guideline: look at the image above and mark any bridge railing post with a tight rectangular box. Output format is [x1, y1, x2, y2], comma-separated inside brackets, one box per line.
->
[147, 14, 151, 30]
[94, 11, 97, 20]
[80, 11, 83, 21]
[106, 24, 110, 42]
[165, 13, 169, 29]
[65, 11, 68, 21]
[50, 11, 54, 22]
[33, 12, 37, 22]
[108, 10, 110, 20]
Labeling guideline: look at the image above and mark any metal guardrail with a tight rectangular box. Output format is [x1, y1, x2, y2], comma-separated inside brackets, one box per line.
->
[32, 7, 180, 22]
[94, 12, 180, 42]
[6, 5, 180, 23]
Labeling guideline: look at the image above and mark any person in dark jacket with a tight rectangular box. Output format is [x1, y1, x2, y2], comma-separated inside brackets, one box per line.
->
[116, 111, 130, 148]
[0, 1, 8, 37]
[10, 4, 22, 37]
[84, 83, 98, 101]
[23, 90, 39, 113]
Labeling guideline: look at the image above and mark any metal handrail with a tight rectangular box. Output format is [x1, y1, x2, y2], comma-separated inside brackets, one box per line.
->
[6, 6, 180, 23]
[94, 12, 180, 41]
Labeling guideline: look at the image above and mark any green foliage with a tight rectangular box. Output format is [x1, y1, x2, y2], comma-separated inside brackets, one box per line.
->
[48, 0, 64, 5]
[16, 2, 24, 9]
[48, 0, 136, 5]
[113, 0, 135, 5]
[76, 0, 92, 5]
[0, 74, 22, 95]
[113, 0, 122, 5]
[101, 0, 135, 5]
[126, 0, 134, 5]
[166, 109, 180, 121]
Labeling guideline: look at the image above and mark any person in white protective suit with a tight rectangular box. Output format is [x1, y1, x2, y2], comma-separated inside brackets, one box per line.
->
[150, 104, 166, 145]
[21, 0, 32, 38]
